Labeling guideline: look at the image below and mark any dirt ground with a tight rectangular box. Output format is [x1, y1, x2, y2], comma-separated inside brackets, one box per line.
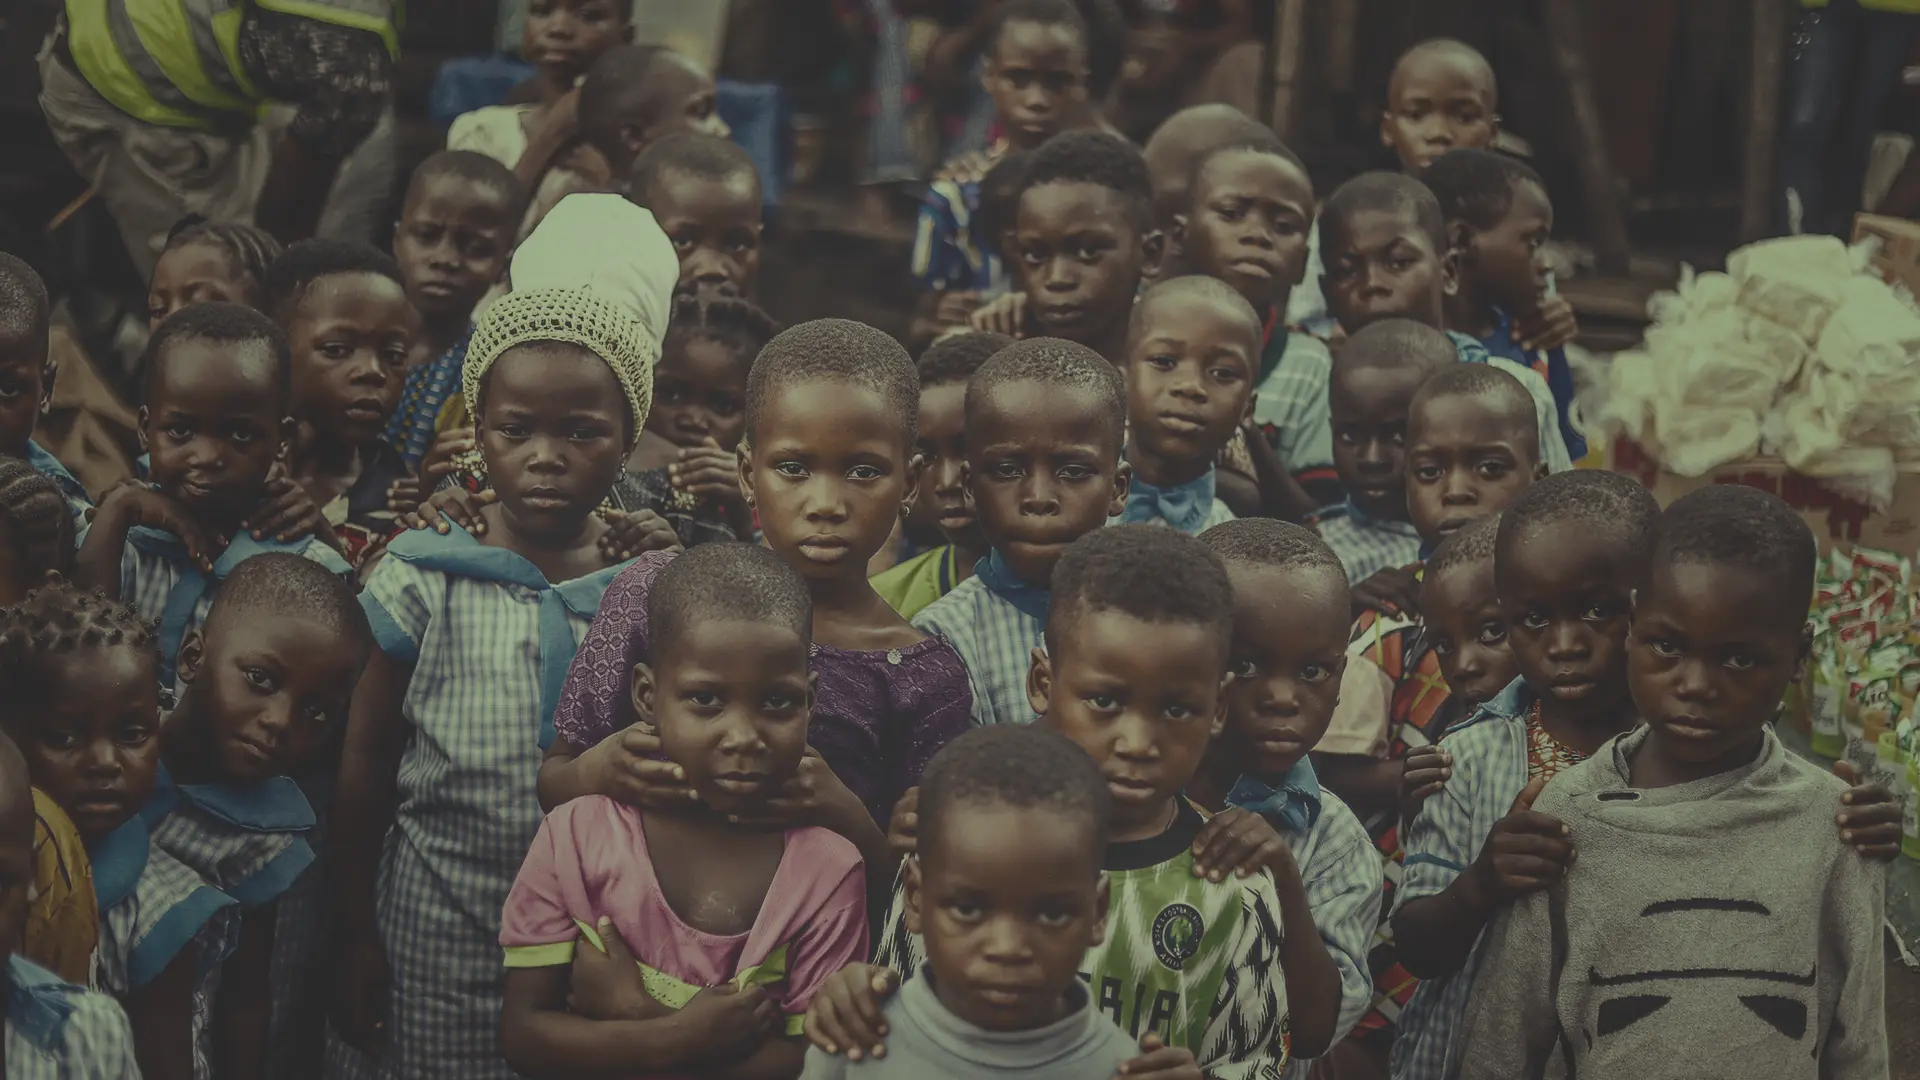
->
[1893, 958, 1918, 1079]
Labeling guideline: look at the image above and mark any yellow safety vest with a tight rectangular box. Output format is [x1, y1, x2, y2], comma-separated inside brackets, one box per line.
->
[64, 0, 400, 131]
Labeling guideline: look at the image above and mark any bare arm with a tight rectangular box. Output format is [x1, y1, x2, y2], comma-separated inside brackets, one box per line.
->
[333, 649, 411, 962]
[1268, 851, 1341, 1058]
[126, 944, 200, 1080]
[256, 136, 346, 244]
[500, 967, 775, 1079]
[536, 737, 596, 813]
[213, 904, 278, 1080]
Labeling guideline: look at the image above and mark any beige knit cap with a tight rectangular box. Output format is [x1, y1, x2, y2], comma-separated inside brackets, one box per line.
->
[465, 193, 676, 441]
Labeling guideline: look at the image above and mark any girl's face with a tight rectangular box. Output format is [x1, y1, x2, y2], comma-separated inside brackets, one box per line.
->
[149, 242, 258, 330]
[739, 378, 916, 582]
[477, 343, 629, 537]
[7, 644, 161, 842]
[645, 335, 747, 451]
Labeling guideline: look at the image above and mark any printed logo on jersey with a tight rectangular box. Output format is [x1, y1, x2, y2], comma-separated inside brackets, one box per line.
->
[1151, 903, 1204, 971]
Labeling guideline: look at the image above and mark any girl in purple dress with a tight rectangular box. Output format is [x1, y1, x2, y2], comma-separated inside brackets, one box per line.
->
[539, 318, 973, 880]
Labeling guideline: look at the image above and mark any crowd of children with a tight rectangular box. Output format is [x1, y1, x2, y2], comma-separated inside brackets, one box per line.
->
[0, 26, 1905, 1080]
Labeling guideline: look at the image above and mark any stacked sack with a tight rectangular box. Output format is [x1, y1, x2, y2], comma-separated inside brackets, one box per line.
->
[1803, 546, 1920, 861]
[1593, 235, 1920, 508]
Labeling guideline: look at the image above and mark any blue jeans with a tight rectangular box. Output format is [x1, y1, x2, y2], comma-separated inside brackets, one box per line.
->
[1778, 0, 1920, 235]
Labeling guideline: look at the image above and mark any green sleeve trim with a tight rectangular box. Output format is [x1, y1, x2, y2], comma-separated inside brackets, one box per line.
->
[503, 942, 576, 968]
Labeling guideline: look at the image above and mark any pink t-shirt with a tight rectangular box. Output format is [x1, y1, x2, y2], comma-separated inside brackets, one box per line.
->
[499, 795, 867, 1063]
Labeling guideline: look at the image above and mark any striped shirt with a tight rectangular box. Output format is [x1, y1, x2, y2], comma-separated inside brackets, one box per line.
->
[349, 532, 625, 1080]
[1310, 504, 1423, 586]
[912, 575, 1044, 727]
[878, 801, 1292, 1077]
[1388, 677, 1534, 1080]
[4, 956, 140, 1080]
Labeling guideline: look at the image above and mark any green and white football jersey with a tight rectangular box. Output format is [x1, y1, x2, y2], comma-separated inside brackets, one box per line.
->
[876, 801, 1292, 1079]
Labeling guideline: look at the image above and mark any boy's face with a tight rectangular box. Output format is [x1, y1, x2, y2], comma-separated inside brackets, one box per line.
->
[1405, 391, 1539, 546]
[1329, 361, 1427, 522]
[1031, 608, 1227, 838]
[286, 272, 418, 449]
[1180, 149, 1314, 313]
[148, 242, 257, 330]
[741, 379, 915, 584]
[966, 380, 1128, 585]
[1381, 52, 1498, 173]
[628, 52, 729, 156]
[984, 18, 1090, 151]
[906, 801, 1107, 1032]
[1422, 556, 1519, 713]
[1125, 290, 1257, 473]
[393, 173, 514, 326]
[634, 618, 813, 817]
[1628, 558, 1809, 772]
[1013, 183, 1152, 349]
[910, 380, 985, 554]
[141, 338, 290, 529]
[0, 330, 49, 459]
[1322, 208, 1450, 332]
[1499, 519, 1635, 725]
[523, 0, 627, 88]
[1462, 180, 1552, 313]
[648, 166, 763, 298]
[176, 613, 368, 784]
[1219, 562, 1348, 778]
[647, 336, 747, 452]
[6, 645, 160, 842]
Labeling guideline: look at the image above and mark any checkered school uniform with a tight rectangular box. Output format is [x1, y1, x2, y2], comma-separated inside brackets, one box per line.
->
[87, 815, 240, 1080]
[120, 529, 351, 689]
[326, 525, 630, 1080]
[1251, 330, 1336, 487]
[1310, 503, 1424, 586]
[1389, 678, 1533, 1080]
[264, 773, 332, 1080]
[1226, 773, 1381, 1076]
[144, 764, 320, 1079]
[4, 955, 140, 1080]
[912, 574, 1045, 727]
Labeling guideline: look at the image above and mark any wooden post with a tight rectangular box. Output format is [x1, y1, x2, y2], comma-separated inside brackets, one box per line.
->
[1741, 0, 1788, 240]
[1325, 0, 1362, 95]
[1269, 0, 1308, 138]
[1537, 0, 1632, 275]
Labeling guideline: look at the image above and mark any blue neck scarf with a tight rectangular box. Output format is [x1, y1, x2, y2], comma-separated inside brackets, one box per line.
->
[382, 525, 629, 748]
[1224, 756, 1324, 837]
[972, 549, 1050, 622]
[6, 955, 78, 1050]
[130, 528, 352, 688]
[1121, 467, 1217, 536]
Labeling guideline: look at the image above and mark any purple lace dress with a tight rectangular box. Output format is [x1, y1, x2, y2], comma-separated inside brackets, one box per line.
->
[551, 551, 973, 828]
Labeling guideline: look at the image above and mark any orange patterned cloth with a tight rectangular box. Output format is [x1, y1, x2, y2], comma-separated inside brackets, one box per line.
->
[24, 789, 97, 984]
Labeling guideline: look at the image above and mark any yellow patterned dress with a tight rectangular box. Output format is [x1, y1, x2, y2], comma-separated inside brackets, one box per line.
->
[24, 789, 97, 984]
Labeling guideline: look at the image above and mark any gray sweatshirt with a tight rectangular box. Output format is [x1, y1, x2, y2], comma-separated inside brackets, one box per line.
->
[797, 967, 1141, 1080]
[1457, 725, 1887, 1080]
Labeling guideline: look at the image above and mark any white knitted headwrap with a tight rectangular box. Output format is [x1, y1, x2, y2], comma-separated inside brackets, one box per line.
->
[466, 194, 677, 442]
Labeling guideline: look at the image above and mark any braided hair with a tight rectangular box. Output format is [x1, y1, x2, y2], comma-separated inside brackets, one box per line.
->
[663, 292, 780, 376]
[0, 456, 73, 583]
[157, 215, 285, 309]
[0, 580, 155, 704]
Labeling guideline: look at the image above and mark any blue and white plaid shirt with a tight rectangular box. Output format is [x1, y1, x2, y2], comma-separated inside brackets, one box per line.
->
[1312, 502, 1424, 586]
[25, 441, 91, 541]
[1237, 787, 1381, 1076]
[912, 575, 1044, 727]
[4, 955, 140, 1080]
[1389, 677, 1534, 1080]
[1253, 331, 1335, 482]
